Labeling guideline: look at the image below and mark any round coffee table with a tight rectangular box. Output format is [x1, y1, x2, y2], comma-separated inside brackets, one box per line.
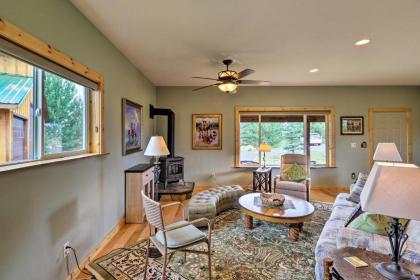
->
[238, 193, 315, 241]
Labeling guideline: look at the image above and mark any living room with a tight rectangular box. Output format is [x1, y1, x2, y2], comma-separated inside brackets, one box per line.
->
[0, 1, 420, 280]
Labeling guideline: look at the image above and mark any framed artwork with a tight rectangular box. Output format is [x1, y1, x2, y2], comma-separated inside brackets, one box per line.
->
[192, 114, 222, 150]
[122, 98, 142, 155]
[340, 116, 364, 135]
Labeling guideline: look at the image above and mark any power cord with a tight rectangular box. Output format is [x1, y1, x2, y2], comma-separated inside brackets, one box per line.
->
[65, 245, 93, 278]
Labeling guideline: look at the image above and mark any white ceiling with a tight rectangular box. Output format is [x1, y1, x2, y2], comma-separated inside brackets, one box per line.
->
[71, 0, 420, 86]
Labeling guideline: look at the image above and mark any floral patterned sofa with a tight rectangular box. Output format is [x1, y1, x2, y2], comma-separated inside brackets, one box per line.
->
[315, 191, 420, 280]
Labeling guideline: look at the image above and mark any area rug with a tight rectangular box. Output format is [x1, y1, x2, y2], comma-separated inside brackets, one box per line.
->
[87, 201, 332, 280]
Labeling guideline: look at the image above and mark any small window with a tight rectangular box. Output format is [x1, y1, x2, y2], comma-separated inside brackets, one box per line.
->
[235, 107, 335, 168]
[0, 51, 97, 166]
[43, 72, 88, 156]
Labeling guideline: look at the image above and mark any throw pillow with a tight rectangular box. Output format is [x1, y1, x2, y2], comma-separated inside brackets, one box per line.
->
[344, 203, 364, 227]
[347, 172, 368, 203]
[406, 220, 420, 245]
[348, 213, 409, 236]
[282, 163, 307, 181]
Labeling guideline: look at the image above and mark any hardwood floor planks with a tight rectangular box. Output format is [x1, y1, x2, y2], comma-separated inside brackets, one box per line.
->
[73, 186, 345, 279]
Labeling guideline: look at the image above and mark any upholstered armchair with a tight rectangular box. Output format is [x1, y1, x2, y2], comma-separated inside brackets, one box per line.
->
[274, 154, 311, 201]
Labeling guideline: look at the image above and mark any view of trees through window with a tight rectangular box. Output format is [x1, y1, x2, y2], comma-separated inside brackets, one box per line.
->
[0, 51, 87, 165]
[239, 113, 328, 166]
[44, 72, 86, 155]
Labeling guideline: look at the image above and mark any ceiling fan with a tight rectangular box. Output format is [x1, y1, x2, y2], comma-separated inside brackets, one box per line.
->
[192, 59, 270, 94]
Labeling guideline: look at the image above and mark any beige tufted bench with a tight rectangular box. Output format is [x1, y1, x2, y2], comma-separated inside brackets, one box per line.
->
[187, 185, 245, 226]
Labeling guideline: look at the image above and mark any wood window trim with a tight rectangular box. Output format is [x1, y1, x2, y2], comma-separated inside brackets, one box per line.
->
[234, 106, 336, 168]
[0, 18, 105, 170]
[368, 107, 413, 168]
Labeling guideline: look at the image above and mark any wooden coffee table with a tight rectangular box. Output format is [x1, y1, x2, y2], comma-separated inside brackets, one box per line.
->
[238, 193, 315, 241]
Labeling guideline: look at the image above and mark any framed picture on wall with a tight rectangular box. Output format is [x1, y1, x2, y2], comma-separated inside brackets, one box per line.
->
[340, 116, 364, 135]
[192, 114, 222, 150]
[122, 98, 143, 155]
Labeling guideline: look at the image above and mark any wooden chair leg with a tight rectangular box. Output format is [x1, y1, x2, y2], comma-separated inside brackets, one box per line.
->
[143, 239, 150, 280]
[162, 251, 168, 280]
[208, 240, 212, 279]
[323, 257, 333, 280]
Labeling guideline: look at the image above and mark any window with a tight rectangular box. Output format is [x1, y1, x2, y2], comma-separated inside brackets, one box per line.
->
[235, 107, 335, 167]
[0, 18, 104, 170]
[0, 51, 95, 166]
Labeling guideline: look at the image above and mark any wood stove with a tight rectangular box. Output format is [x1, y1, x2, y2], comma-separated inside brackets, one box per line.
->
[149, 105, 193, 199]
[159, 156, 184, 187]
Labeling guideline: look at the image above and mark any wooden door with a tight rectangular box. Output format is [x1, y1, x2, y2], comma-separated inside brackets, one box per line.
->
[368, 108, 412, 166]
[12, 115, 26, 161]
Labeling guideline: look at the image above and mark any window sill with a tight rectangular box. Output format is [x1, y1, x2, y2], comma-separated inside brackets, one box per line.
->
[0, 153, 109, 174]
[233, 165, 337, 169]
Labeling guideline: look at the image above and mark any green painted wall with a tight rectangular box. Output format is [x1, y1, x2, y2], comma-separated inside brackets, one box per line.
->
[156, 86, 420, 188]
[0, 1, 155, 279]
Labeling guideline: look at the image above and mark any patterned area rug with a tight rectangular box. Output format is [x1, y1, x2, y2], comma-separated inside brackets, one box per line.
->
[87, 202, 332, 280]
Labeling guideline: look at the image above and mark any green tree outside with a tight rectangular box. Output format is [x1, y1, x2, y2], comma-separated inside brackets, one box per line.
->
[44, 72, 85, 154]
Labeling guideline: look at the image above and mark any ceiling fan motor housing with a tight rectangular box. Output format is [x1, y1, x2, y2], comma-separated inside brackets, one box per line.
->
[218, 70, 239, 81]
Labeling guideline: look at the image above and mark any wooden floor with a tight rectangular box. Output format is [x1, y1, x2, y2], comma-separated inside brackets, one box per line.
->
[74, 186, 345, 279]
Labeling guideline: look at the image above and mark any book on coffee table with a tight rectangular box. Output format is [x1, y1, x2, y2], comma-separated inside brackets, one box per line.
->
[343, 256, 369, 268]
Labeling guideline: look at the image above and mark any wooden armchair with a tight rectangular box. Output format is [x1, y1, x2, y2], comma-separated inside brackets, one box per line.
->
[274, 154, 311, 201]
[141, 191, 212, 280]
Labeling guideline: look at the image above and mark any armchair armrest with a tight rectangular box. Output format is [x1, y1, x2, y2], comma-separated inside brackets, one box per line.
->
[189, 217, 212, 239]
[161, 201, 185, 220]
[162, 221, 191, 232]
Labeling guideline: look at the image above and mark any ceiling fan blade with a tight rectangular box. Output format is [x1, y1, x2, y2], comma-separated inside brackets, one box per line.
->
[192, 83, 220, 91]
[192, 76, 219, 81]
[238, 79, 271, 85]
[237, 68, 256, 79]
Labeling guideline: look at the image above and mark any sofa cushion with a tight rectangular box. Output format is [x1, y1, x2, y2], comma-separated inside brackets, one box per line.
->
[275, 180, 307, 192]
[406, 220, 420, 245]
[347, 172, 368, 203]
[334, 193, 357, 209]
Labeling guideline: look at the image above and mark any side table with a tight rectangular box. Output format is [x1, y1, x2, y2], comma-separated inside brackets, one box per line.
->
[323, 247, 420, 280]
[253, 167, 272, 192]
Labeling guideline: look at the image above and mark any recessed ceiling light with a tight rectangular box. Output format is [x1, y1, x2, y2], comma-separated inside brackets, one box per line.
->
[309, 68, 319, 73]
[355, 39, 371, 46]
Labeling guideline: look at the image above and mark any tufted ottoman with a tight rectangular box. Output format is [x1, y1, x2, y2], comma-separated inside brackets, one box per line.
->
[187, 185, 245, 226]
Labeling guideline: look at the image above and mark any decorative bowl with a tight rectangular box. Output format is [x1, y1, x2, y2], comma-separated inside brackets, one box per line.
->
[260, 192, 285, 206]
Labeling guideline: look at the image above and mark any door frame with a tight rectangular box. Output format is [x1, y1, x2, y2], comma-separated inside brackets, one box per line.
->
[368, 107, 412, 167]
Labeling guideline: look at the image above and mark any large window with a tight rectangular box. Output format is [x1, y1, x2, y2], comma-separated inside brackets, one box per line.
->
[236, 107, 335, 167]
[0, 52, 90, 165]
[0, 18, 104, 170]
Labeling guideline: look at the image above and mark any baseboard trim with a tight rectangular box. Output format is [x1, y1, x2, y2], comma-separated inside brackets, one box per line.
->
[65, 217, 125, 280]
[311, 185, 349, 191]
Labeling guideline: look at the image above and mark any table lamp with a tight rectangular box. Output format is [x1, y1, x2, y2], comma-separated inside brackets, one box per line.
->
[144, 136, 170, 185]
[259, 143, 271, 168]
[373, 143, 403, 162]
[360, 162, 420, 279]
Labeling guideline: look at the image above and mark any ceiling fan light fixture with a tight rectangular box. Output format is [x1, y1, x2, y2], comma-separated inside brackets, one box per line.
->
[218, 81, 238, 93]
[218, 70, 239, 80]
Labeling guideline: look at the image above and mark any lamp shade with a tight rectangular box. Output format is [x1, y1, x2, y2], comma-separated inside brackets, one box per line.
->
[144, 136, 170, 156]
[259, 143, 272, 153]
[218, 81, 238, 93]
[373, 143, 402, 162]
[360, 162, 420, 220]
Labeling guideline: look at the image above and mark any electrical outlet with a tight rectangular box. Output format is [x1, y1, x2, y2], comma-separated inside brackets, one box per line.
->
[63, 241, 71, 258]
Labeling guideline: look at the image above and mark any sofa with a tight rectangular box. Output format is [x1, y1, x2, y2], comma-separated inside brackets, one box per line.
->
[315, 189, 420, 280]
